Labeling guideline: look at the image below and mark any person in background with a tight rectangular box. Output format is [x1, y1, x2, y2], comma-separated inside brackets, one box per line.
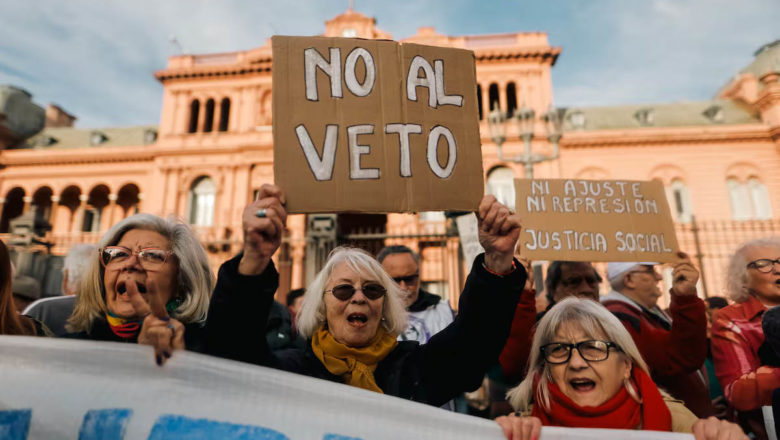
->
[496, 298, 747, 440]
[11, 273, 41, 313]
[23, 244, 97, 336]
[601, 257, 711, 418]
[286, 288, 305, 321]
[704, 296, 729, 418]
[377, 245, 454, 344]
[0, 239, 43, 336]
[204, 187, 533, 407]
[65, 214, 214, 365]
[711, 237, 780, 439]
[266, 299, 296, 351]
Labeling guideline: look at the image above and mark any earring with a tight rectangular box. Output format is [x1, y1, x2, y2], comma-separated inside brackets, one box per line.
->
[624, 378, 642, 404]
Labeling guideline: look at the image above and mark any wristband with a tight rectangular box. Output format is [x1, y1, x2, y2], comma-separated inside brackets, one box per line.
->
[482, 259, 517, 277]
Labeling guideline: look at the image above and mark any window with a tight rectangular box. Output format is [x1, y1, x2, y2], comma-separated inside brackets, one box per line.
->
[506, 82, 517, 117]
[188, 100, 200, 133]
[203, 99, 215, 133]
[219, 98, 231, 132]
[669, 180, 693, 223]
[81, 208, 101, 232]
[341, 28, 357, 37]
[486, 167, 515, 210]
[188, 177, 216, 226]
[477, 84, 483, 120]
[488, 83, 500, 111]
[728, 177, 771, 220]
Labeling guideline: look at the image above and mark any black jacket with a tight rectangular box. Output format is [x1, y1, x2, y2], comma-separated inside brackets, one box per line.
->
[205, 253, 526, 407]
[65, 317, 208, 354]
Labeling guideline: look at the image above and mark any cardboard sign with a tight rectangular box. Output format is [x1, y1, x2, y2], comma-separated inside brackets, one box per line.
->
[272, 36, 484, 213]
[0, 336, 693, 440]
[515, 179, 680, 262]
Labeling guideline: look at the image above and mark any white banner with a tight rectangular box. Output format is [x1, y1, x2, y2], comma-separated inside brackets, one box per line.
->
[0, 336, 692, 439]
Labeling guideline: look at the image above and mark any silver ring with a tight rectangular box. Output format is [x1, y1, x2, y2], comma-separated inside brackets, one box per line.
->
[255, 208, 267, 218]
[166, 322, 175, 331]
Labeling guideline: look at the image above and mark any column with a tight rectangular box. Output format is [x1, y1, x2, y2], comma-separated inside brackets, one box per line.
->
[481, 83, 489, 117]
[74, 194, 88, 233]
[49, 195, 60, 233]
[22, 196, 32, 213]
[106, 193, 118, 230]
[498, 82, 508, 114]
[137, 193, 145, 214]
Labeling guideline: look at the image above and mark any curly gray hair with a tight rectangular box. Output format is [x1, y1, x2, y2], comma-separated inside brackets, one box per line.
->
[725, 237, 780, 303]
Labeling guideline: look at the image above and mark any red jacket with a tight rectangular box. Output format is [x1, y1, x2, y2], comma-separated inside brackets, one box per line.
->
[602, 291, 711, 418]
[498, 288, 538, 381]
[711, 295, 780, 412]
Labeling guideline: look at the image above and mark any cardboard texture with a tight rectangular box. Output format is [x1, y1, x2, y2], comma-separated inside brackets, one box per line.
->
[272, 36, 484, 213]
[515, 179, 680, 262]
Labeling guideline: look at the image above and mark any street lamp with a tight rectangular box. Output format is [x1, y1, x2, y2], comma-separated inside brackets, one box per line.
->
[487, 104, 563, 179]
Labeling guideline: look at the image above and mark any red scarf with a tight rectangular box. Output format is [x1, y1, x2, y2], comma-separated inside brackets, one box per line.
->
[531, 367, 672, 431]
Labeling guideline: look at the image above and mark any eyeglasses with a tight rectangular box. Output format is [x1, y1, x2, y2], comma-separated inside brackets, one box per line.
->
[326, 283, 387, 301]
[100, 246, 174, 270]
[392, 273, 419, 285]
[629, 267, 661, 279]
[540, 340, 621, 364]
[561, 275, 600, 288]
[747, 258, 780, 273]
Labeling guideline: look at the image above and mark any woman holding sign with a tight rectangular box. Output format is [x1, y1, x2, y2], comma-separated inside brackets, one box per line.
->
[495, 298, 747, 440]
[66, 214, 214, 365]
[205, 184, 531, 406]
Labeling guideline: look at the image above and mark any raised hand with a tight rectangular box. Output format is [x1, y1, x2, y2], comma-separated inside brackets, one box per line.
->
[128, 278, 184, 366]
[477, 195, 522, 273]
[494, 414, 542, 440]
[670, 251, 699, 297]
[240, 184, 288, 275]
[691, 416, 748, 440]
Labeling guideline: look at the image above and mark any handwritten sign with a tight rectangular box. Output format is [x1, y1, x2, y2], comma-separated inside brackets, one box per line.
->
[272, 36, 484, 213]
[515, 179, 680, 262]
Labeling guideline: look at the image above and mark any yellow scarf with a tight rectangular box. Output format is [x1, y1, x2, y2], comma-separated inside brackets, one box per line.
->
[311, 325, 398, 394]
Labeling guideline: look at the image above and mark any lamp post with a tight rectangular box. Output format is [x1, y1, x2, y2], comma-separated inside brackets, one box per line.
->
[487, 103, 563, 179]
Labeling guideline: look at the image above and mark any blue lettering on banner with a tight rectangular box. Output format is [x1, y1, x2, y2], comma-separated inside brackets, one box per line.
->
[0, 409, 32, 440]
[323, 434, 363, 440]
[148, 415, 289, 440]
[78, 409, 133, 440]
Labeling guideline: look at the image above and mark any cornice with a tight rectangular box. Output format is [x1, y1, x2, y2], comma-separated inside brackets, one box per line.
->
[560, 124, 772, 148]
[155, 59, 272, 83]
[0, 146, 156, 166]
[473, 46, 561, 65]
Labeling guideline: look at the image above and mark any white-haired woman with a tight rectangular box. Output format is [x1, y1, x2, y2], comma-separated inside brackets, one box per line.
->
[66, 213, 214, 365]
[205, 185, 530, 405]
[711, 237, 780, 439]
[495, 297, 747, 440]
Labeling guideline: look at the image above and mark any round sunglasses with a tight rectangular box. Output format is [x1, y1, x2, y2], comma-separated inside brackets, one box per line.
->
[326, 283, 387, 301]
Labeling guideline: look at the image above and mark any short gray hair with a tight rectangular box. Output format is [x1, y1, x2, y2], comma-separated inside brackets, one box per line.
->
[726, 237, 780, 303]
[62, 244, 98, 294]
[68, 214, 214, 332]
[506, 297, 649, 412]
[376, 245, 420, 264]
[297, 246, 407, 339]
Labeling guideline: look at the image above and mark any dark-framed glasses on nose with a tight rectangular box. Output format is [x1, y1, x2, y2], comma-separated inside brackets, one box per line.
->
[100, 246, 174, 269]
[540, 340, 621, 364]
[747, 258, 780, 273]
[326, 283, 387, 301]
[392, 273, 419, 285]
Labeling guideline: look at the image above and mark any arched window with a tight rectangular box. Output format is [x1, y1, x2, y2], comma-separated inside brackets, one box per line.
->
[188, 100, 200, 133]
[669, 179, 693, 223]
[188, 177, 216, 227]
[728, 178, 752, 220]
[488, 83, 500, 111]
[477, 84, 483, 120]
[748, 177, 772, 219]
[203, 99, 215, 133]
[486, 167, 515, 210]
[506, 82, 517, 117]
[219, 98, 231, 132]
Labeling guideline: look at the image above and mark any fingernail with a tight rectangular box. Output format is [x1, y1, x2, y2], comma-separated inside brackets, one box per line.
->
[156, 355, 162, 366]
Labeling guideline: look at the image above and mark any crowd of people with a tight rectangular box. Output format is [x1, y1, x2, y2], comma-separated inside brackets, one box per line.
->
[2, 183, 779, 439]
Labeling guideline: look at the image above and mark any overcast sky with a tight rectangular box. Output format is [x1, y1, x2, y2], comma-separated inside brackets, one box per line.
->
[1, 0, 777, 128]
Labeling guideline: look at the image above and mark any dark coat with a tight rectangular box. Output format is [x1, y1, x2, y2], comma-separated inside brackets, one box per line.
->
[205, 253, 526, 407]
[64, 317, 208, 354]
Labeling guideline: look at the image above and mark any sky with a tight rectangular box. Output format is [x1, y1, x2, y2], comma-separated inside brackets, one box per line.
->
[0, 0, 777, 128]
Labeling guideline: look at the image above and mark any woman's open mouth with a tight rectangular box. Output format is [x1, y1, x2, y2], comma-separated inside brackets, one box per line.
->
[569, 378, 596, 392]
[116, 280, 147, 296]
[347, 313, 368, 327]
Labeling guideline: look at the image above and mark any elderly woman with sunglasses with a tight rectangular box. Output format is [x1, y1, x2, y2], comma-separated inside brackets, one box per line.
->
[205, 184, 531, 406]
[66, 214, 213, 364]
[495, 298, 747, 440]
[710, 237, 780, 439]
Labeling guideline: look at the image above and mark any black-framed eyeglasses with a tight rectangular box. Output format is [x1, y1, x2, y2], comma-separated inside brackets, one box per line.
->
[540, 340, 621, 364]
[326, 283, 387, 301]
[747, 258, 780, 273]
[392, 273, 419, 285]
[100, 246, 174, 271]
